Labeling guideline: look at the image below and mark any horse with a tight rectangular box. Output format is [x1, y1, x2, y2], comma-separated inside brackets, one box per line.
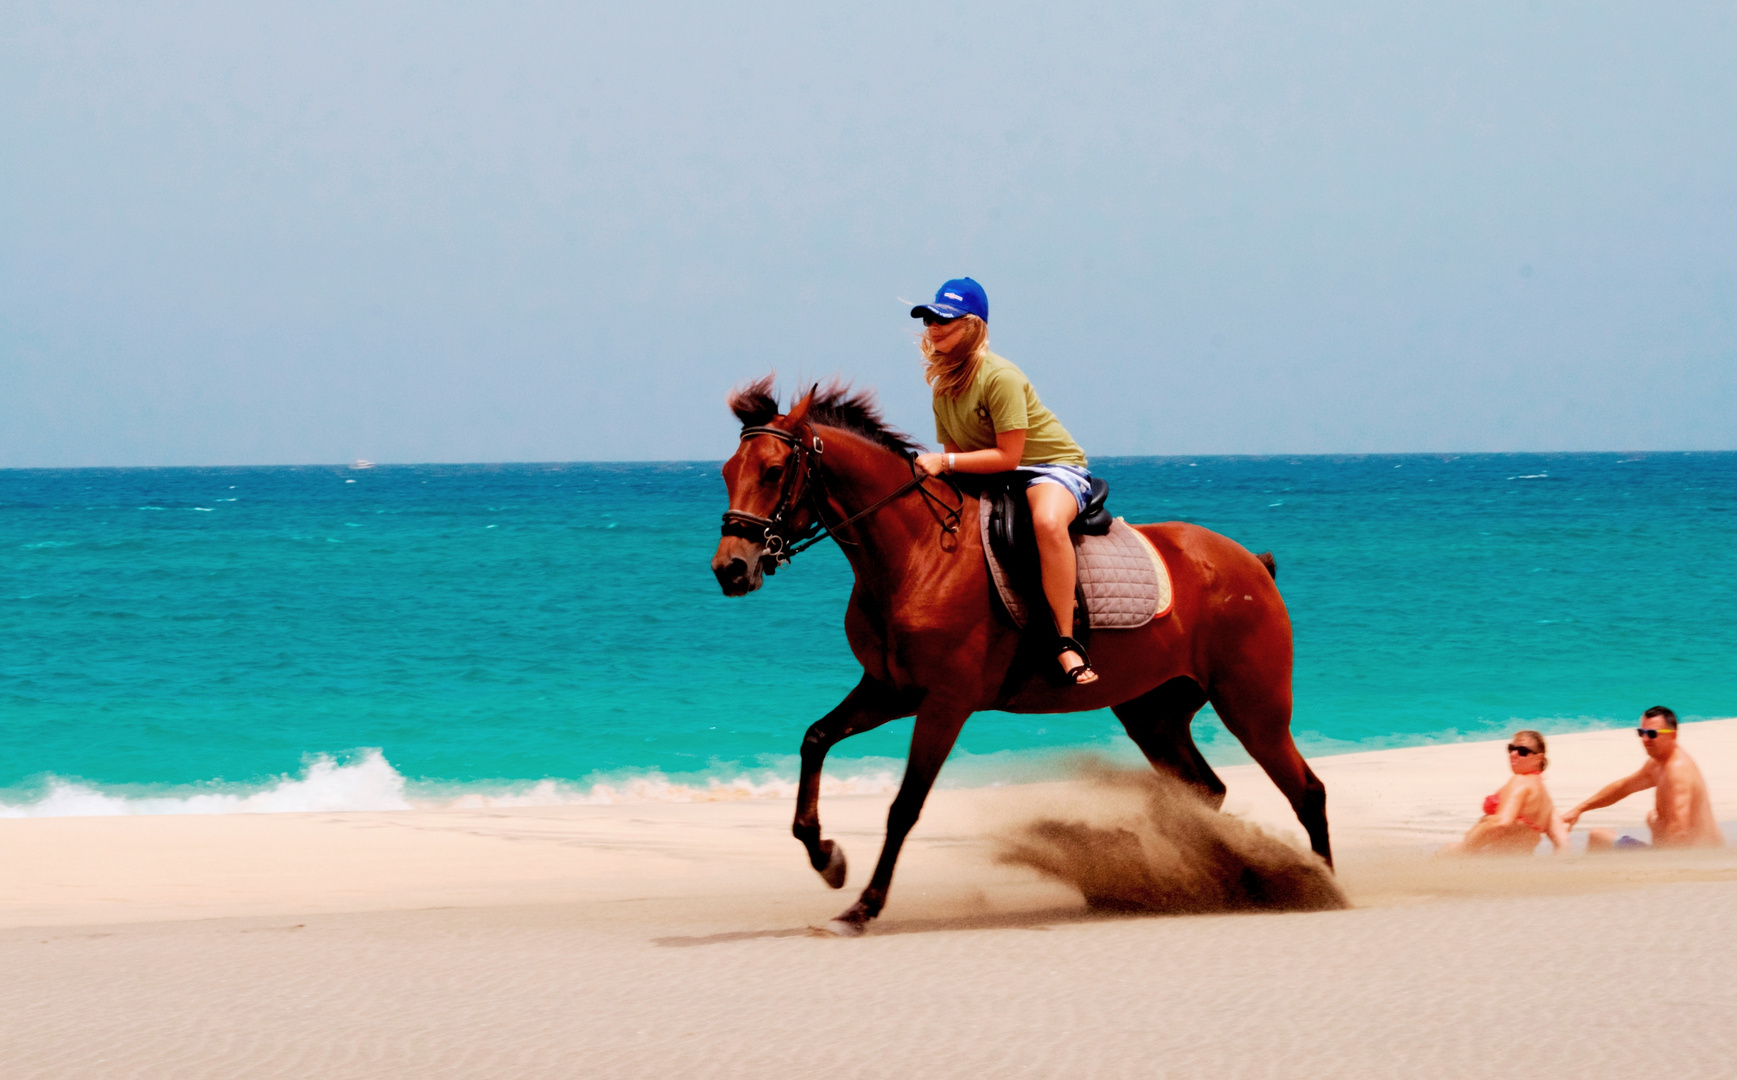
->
[711, 378, 1330, 936]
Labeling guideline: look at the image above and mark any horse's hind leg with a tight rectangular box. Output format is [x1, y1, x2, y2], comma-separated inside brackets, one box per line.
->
[1112, 677, 1225, 807]
[1209, 680, 1332, 866]
[793, 676, 915, 888]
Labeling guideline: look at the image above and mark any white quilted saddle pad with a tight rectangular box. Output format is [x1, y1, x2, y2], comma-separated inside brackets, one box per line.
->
[978, 500, 1173, 630]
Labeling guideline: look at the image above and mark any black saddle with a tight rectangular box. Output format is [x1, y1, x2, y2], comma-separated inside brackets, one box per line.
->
[968, 473, 1111, 623]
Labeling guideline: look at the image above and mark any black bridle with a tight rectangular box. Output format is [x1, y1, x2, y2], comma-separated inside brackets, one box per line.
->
[720, 424, 963, 568]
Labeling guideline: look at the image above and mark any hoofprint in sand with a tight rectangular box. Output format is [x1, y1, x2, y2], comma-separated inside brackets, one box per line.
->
[4, 721, 1737, 1078]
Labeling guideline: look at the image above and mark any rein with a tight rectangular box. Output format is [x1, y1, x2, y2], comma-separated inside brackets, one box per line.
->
[720, 424, 963, 567]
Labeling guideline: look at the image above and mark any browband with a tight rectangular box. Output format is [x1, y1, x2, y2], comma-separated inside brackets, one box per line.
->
[740, 425, 823, 453]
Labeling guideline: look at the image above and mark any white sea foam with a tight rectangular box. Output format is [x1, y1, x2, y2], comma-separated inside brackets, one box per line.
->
[444, 770, 901, 808]
[0, 749, 901, 818]
[0, 750, 413, 818]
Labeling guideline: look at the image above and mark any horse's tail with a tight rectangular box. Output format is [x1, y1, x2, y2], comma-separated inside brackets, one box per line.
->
[1256, 551, 1277, 579]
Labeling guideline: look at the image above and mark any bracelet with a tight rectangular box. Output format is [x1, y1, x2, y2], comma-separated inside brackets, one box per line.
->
[946, 453, 956, 472]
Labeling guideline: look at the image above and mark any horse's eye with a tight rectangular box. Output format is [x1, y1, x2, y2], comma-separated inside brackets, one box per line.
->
[764, 465, 783, 483]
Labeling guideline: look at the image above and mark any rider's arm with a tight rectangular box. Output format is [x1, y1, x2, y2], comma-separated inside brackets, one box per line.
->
[918, 430, 1025, 477]
[1564, 768, 1656, 826]
[952, 430, 1025, 473]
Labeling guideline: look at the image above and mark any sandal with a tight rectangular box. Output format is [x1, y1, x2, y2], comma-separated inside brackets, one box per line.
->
[1056, 635, 1097, 685]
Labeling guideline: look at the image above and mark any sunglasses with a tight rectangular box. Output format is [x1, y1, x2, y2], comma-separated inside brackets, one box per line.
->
[1507, 745, 1541, 757]
[921, 313, 960, 327]
[1637, 727, 1674, 739]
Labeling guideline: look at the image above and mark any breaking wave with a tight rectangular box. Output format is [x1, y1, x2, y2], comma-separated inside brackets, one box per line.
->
[0, 749, 901, 818]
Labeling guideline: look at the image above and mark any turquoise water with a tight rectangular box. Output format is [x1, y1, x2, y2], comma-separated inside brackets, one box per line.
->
[3, 454, 1734, 812]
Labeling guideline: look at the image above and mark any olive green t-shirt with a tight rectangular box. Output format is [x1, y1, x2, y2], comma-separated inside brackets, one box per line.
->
[932, 352, 1087, 467]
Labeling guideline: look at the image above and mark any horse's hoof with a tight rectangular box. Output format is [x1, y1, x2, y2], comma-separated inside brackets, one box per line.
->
[813, 900, 874, 937]
[817, 840, 848, 890]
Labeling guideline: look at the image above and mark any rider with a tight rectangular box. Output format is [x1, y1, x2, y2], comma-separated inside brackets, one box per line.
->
[909, 277, 1100, 685]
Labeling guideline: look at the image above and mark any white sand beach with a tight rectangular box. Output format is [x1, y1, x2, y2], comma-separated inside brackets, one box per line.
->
[5, 720, 1737, 1078]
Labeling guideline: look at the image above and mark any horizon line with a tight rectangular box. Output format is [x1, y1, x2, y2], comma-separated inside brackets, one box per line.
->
[5, 448, 1736, 473]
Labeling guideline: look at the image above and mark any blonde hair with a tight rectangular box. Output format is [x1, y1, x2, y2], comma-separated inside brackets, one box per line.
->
[1513, 729, 1547, 771]
[921, 315, 990, 399]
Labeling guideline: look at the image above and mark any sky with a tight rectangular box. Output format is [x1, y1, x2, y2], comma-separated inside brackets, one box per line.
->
[3, 2, 1733, 467]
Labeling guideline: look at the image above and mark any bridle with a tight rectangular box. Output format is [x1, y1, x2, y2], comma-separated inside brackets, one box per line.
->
[720, 424, 964, 568]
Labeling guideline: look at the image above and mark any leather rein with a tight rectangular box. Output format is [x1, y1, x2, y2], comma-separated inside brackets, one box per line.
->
[720, 424, 964, 567]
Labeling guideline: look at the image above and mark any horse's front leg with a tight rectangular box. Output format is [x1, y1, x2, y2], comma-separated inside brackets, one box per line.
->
[793, 675, 915, 888]
[824, 700, 971, 936]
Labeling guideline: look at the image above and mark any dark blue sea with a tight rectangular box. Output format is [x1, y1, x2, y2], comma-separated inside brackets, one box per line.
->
[3, 453, 1733, 814]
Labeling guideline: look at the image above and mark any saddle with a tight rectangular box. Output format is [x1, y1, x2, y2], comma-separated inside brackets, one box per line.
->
[968, 474, 1171, 632]
[983, 474, 1111, 580]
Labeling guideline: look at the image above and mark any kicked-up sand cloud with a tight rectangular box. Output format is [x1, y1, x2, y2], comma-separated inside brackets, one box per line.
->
[995, 761, 1348, 915]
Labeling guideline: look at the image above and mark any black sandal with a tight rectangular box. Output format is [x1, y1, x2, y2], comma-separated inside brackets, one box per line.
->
[1056, 636, 1096, 685]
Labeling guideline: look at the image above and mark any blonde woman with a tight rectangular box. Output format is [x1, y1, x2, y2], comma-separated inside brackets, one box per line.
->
[909, 277, 1099, 685]
[1447, 730, 1570, 854]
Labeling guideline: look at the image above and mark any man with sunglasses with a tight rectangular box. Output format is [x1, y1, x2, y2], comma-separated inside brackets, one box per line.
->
[1562, 706, 1724, 849]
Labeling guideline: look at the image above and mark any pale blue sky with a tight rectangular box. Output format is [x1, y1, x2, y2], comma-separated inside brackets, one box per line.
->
[3, 2, 1733, 466]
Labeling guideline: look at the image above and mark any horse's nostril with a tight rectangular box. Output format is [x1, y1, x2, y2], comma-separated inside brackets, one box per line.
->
[715, 557, 750, 589]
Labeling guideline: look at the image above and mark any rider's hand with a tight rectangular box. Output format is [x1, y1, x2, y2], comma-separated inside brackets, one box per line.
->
[1561, 807, 1582, 829]
[914, 452, 948, 478]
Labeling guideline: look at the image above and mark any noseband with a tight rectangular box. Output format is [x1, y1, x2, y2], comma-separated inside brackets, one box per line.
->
[720, 424, 962, 568]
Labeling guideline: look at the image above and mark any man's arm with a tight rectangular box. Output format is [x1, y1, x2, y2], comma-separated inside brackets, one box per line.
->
[1562, 766, 1657, 827]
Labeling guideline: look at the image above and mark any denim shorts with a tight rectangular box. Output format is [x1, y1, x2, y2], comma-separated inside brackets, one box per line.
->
[1020, 463, 1093, 513]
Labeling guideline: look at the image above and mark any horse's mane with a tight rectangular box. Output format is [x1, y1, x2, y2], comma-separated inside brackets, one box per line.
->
[727, 376, 921, 458]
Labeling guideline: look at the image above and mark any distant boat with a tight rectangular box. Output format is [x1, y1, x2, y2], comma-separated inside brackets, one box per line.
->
[351, 459, 376, 470]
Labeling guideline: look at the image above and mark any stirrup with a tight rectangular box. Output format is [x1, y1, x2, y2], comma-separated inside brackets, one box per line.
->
[1056, 635, 1095, 684]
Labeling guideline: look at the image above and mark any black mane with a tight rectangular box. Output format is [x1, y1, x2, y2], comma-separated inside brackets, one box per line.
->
[727, 376, 921, 457]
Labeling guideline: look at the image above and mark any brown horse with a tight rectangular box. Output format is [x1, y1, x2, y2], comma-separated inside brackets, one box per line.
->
[711, 379, 1330, 936]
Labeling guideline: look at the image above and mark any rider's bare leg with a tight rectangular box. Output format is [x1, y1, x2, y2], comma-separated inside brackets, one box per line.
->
[1028, 483, 1096, 684]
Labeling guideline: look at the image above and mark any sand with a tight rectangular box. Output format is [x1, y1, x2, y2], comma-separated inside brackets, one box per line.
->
[5, 720, 1737, 1078]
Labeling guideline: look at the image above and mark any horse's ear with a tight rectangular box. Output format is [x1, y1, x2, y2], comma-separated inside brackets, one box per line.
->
[727, 374, 779, 428]
[783, 384, 818, 428]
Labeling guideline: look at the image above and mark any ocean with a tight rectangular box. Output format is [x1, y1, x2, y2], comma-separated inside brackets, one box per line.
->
[3, 453, 1734, 815]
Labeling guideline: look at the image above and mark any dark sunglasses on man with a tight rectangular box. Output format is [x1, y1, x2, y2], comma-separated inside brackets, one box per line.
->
[1637, 727, 1673, 739]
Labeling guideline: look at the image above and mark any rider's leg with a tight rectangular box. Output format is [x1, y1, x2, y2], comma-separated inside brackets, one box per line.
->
[1027, 482, 1096, 684]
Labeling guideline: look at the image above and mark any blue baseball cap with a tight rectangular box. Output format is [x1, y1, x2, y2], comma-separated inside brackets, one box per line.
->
[910, 277, 988, 322]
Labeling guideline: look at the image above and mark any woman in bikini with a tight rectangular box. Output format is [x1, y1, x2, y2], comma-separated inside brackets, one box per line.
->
[908, 277, 1099, 685]
[1446, 730, 1570, 855]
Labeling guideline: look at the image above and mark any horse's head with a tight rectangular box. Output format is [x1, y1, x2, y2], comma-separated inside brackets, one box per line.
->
[713, 382, 823, 596]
